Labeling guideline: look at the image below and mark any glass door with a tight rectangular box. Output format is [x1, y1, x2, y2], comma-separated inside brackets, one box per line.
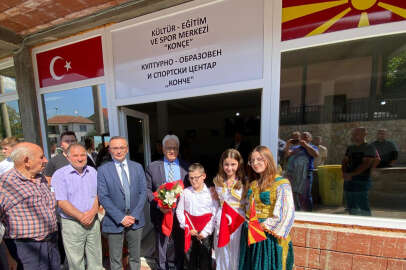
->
[119, 107, 151, 168]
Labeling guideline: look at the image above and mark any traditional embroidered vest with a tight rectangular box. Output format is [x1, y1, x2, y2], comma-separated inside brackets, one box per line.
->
[246, 176, 290, 220]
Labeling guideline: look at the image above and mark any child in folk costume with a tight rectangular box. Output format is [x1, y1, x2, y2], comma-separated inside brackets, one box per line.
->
[176, 163, 217, 270]
[213, 149, 246, 270]
[239, 146, 295, 270]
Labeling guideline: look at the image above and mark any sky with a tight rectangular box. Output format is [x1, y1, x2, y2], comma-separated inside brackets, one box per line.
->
[44, 85, 108, 118]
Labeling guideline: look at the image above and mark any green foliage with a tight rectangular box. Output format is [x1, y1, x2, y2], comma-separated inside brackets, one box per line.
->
[0, 105, 23, 140]
[385, 51, 406, 90]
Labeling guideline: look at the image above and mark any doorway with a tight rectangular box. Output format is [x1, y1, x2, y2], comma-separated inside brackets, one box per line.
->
[120, 89, 261, 181]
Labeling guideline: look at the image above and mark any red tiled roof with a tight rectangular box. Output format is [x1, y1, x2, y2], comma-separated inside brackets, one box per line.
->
[48, 115, 94, 124]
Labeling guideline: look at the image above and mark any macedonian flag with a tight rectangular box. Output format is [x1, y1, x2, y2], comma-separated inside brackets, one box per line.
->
[248, 199, 267, 245]
[282, 0, 406, 41]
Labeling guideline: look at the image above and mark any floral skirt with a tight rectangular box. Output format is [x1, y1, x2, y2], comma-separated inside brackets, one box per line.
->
[238, 222, 294, 270]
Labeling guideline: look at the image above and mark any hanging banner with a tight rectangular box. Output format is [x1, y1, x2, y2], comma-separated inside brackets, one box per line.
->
[111, 0, 263, 99]
[36, 36, 104, 88]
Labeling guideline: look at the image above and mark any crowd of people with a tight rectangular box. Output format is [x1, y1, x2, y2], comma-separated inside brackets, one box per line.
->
[0, 132, 295, 270]
[280, 127, 398, 216]
[0, 126, 399, 270]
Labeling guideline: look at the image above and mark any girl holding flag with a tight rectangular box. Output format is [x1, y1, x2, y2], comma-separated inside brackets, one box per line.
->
[213, 149, 247, 270]
[239, 146, 295, 270]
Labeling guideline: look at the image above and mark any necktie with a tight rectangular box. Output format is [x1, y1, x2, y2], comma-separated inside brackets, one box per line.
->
[168, 162, 175, 182]
[120, 163, 131, 212]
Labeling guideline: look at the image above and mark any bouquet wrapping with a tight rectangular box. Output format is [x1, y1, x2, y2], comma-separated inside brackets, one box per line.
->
[153, 180, 184, 236]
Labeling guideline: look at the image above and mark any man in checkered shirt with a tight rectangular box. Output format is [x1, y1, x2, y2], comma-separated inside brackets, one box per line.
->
[0, 142, 60, 270]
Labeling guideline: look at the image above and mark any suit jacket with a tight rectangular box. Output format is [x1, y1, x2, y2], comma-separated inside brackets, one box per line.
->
[146, 158, 189, 229]
[97, 159, 147, 233]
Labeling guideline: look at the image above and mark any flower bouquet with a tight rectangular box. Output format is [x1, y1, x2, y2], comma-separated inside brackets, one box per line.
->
[153, 180, 184, 236]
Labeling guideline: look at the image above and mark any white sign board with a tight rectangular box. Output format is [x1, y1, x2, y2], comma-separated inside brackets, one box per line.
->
[111, 0, 263, 99]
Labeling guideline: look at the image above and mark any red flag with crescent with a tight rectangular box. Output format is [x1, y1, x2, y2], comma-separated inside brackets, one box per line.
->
[36, 36, 104, 88]
[217, 201, 245, 248]
[248, 199, 266, 245]
[184, 211, 212, 253]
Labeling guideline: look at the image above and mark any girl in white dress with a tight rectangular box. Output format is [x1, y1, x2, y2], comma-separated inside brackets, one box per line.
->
[213, 149, 247, 270]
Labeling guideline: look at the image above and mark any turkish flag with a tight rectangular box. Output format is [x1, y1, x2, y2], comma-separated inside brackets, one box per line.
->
[184, 211, 212, 253]
[36, 36, 104, 88]
[248, 199, 266, 245]
[217, 201, 245, 248]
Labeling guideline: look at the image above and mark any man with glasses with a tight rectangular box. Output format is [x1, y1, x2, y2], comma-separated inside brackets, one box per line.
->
[146, 134, 190, 270]
[98, 136, 147, 270]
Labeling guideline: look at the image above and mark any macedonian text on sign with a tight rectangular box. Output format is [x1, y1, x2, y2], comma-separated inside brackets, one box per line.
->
[141, 17, 223, 88]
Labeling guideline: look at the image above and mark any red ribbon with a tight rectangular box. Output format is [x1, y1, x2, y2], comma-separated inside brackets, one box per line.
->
[153, 180, 184, 237]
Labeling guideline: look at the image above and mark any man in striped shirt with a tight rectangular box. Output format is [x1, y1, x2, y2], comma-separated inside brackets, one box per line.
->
[0, 142, 60, 270]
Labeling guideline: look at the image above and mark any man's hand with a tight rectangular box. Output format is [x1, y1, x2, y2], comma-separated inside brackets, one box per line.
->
[190, 229, 198, 237]
[159, 206, 171, 214]
[121, 216, 136, 227]
[79, 211, 96, 227]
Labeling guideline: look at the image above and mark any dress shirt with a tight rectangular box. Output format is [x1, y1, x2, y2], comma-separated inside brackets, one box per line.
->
[176, 184, 217, 237]
[164, 157, 181, 182]
[0, 169, 57, 240]
[113, 158, 130, 186]
[0, 158, 13, 175]
[51, 165, 97, 219]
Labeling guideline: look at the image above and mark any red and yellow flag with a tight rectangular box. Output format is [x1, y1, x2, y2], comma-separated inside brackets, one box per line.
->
[248, 199, 267, 245]
[282, 0, 406, 41]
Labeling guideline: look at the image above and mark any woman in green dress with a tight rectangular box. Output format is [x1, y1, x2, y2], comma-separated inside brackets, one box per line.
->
[239, 145, 295, 270]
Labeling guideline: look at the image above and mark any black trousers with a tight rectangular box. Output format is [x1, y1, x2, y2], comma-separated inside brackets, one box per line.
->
[185, 236, 212, 270]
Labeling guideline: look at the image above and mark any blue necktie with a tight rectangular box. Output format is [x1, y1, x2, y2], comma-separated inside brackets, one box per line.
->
[168, 162, 175, 182]
[120, 163, 131, 212]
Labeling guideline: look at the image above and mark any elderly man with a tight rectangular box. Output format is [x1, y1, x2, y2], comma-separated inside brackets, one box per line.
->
[342, 127, 377, 216]
[0, 142, 60, 270]
[51, 144, 102, 270]
[146, 134, 190, 270]
[98, 136, 147, 270]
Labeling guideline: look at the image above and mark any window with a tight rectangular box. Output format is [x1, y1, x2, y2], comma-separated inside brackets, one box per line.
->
[279, 33, 406, 219]
[42, 85, 109, 158]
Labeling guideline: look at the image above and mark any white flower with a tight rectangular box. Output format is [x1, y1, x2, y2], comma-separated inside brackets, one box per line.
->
[174, 185, 183, 195]
[164, 191, 177, 206]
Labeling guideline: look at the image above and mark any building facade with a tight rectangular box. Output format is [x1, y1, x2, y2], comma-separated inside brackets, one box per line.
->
[1, 0, 406, 269]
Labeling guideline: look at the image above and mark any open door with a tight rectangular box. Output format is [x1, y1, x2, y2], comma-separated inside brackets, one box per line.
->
[119, 107, 151, 167]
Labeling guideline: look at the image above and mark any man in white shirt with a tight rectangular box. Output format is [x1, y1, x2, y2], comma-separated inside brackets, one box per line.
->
[176, 163, 217, 270]
[313, 136, 328, 167]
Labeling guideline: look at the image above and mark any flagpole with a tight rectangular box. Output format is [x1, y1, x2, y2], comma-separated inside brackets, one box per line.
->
[185, 212, 202, 244]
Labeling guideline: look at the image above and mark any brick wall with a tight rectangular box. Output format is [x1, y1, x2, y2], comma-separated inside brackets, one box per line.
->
[291, 222, 406, 270]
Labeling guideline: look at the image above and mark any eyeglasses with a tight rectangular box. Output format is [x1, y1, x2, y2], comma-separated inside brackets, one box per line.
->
[248, 157, 265, 166]
[110, 146, 127, 151]
[189, 175, 203, 181]
[164, 146, 179, 151]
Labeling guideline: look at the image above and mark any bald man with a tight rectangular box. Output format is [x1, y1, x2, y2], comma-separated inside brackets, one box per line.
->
[51, 144, 102, 270]
[0, 142, 60, 270]
[342, 127, 376, 216]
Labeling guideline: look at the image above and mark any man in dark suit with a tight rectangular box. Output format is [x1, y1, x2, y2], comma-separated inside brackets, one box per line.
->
[98, 136, 147, 270]
[146, 134, 189, 270]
